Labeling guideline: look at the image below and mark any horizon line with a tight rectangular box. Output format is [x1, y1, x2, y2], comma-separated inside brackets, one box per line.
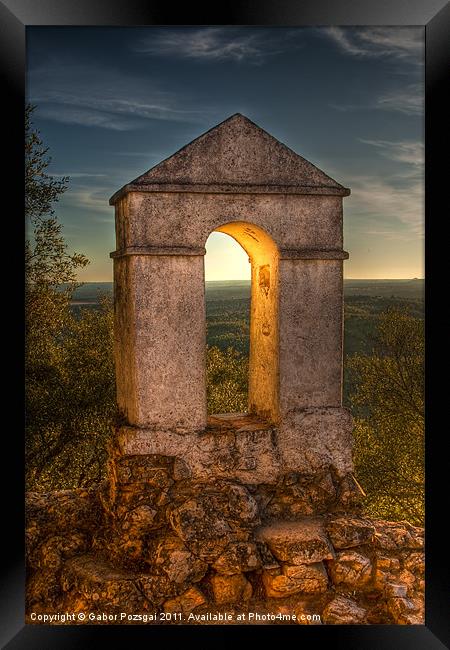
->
[75, 277, 425, 283]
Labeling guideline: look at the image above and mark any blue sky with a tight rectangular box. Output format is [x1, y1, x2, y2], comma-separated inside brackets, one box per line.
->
[26, 26, 424, 281]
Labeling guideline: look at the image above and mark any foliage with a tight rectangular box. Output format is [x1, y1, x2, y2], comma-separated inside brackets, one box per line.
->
[25, 104, 115, 490]
[206, 346, 248, 414]
[25, 104, 69, 222]
[26, 297, 116, 490]
[25, 103, 89, 327]
[348, 307, 424, 525]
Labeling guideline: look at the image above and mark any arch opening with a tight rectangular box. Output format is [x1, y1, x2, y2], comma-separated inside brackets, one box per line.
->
[205, 221, 280, 424]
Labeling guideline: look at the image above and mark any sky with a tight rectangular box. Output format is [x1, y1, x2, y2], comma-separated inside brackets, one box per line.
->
[26, 26, 424, 281]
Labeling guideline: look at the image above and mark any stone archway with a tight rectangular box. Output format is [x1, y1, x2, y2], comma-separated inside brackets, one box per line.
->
[210, 221, 280, 423]
[110, 113, 351, 438]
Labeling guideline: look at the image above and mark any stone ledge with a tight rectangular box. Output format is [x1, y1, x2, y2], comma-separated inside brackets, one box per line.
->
[114, 407, 354, 483]
[110, 245, 206, 258]
[109, 182, 351, 205]
[115, 424, 281, 485]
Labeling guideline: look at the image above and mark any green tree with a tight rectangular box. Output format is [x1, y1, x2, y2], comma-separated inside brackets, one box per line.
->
[25, 103, 89, 346]
[348, 307, 424, 525]
[25, 104, 115, 490]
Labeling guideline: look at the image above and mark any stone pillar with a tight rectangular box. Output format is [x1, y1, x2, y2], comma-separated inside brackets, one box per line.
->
[112, 248, 207, 431]
[278, 252, 347, 416]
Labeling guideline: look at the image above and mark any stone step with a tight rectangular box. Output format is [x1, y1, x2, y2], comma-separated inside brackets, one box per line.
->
[255, 517, 334, 565]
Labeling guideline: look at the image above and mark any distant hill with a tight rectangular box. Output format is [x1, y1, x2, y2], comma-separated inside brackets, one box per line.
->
[69, 279, 424, 304]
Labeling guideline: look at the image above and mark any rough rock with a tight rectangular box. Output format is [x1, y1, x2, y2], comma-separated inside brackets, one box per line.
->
[373, 521, 424, 551]
[376, 555, 401, 572]
[210, 573, 252, 605]
[163, 586, 206, 614]
[169, 485, 259, 561]
[327, 551, 372, 589]
[385, 582, 408, 598]
[115, 455, 174, 487]
[256, 518, 334, 565]
[262, 562, 328, 598]
[326, 516, 375, 549]
[404, 552, 424, 576]
[28, 533, 87, 570]
[26, 568, 62, 607]
[260, 471, 338, 518]
[396, 569, 417, 595]
[386, 595, 423, 624]
[26, 489, 103, 535]
[121, 505, 158, 534]
[152, 535, 207, 584]
[337, 473, 366, 510]
[61, 555, 150, 610]
[374, 554, 401, 589]
[212, 542, 261, 575]
[322, 596, 367, 624]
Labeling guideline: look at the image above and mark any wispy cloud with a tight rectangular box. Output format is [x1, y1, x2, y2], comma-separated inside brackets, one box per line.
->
[358, 139, 424, 167]
[375, 84, 423, 115]
[134, 27, 299, 63]
[38, 106, 142, 131]
[324, 27, 423, 64]
[347, 139, 424, 239]
[29, 62, 214, 130]
[59, 185, 115, 221]
[49, 172, 107, 178]
[331, 83, 423, 116]
[348, 176, 423, 238]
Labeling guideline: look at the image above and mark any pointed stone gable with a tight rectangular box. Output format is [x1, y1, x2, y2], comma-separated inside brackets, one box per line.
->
[110, 114, 349, 203]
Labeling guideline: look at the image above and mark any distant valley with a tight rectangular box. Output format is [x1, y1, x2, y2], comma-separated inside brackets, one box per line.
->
[70, 279, 424, 359]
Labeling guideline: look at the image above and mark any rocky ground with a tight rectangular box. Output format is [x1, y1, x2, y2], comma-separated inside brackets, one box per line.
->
[26, 454, 424, 625]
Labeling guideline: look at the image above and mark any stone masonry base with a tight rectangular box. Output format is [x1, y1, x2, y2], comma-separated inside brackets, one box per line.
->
[26, 418, 424, 626]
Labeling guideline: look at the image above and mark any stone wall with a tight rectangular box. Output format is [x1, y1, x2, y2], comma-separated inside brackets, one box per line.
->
[26, 442, 424, 626]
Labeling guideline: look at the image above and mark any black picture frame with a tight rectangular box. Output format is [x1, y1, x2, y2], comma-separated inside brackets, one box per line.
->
[2, 1, 449, 647]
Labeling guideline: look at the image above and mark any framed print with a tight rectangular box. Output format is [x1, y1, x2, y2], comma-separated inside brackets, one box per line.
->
[2, 1, 449, 647]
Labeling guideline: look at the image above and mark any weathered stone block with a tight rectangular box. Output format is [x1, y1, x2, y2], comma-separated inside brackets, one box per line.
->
[28, 533, 87, 570]
[153, 536, 208, 585]
[210, 573, 252, 605]
[61, 555, 149, 609]
[373, 521, 424, 551]
[404, 551, 425, 576]
[212, 542, 261, 575]
[386, 595, 423, 624]
[337, 473, 366, 509]
[121, 504, 158, 534]
[262, 562, 328, 598]
[327, 516, 375, 549]
[277, 408, 354, 477]
[327, 551, 372, 589]
[263, 471, 338, 518]
[385, 582, 408, 598]
[374, 554, 401, 589]
[163, 586, 206, 614]
[322, 596, 367, 624]
[256, 518, 334, 565]
[169, 485, 259, 561]
[115, 455, 174, 487]
[169, 497, 232, 561]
